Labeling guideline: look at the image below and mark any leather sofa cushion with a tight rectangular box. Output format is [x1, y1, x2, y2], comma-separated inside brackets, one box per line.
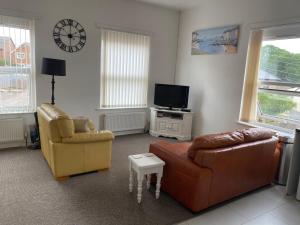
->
[240, 128, 275, 143]
[188, 131, 244, 159]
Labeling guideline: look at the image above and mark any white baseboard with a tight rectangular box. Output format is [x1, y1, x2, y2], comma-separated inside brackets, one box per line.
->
[0, 140, 26, 149]
[113, 129, 146, 136]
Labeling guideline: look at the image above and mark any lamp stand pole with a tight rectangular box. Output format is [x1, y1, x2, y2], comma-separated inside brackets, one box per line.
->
[51, 74, 55, 105]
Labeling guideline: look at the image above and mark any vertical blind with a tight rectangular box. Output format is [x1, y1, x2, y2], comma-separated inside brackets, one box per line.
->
[100, 29, 150, 108]
[0, 15, 36, 113]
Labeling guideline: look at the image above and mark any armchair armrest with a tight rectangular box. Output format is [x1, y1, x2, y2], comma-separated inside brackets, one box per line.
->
[62, 130, 114, 143]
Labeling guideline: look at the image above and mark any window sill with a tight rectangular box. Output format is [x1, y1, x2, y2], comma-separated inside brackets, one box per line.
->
[0, 111, 35, 115]
[95, 106, 148, 111]
[237, 120, 295, 139]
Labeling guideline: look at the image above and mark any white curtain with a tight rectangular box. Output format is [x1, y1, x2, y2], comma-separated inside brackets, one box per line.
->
[100, 29, 150, 108]
[240, 30, 263, 122]
[0, 14, 36, 114]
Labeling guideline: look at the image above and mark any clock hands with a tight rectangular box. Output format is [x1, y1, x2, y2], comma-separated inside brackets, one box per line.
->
[58, 34, 80, 37]
[69, 25, 71, 47]
[60, 27, 69, 35]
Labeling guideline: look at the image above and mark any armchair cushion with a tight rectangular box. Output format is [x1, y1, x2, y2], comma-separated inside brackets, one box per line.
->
[87, 120, 96, 131]
[62, 131, 114, 143]
[73, 117, 90, 133]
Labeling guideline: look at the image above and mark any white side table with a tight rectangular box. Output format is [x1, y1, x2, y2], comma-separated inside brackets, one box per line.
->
[128, 153, 165, 203]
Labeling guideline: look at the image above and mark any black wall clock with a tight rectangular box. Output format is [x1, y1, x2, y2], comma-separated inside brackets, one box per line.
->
[53, 19, 86, 53]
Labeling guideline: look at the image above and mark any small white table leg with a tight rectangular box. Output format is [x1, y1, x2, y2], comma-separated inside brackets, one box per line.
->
[137, 172, 144, 203]
[146, 174, 151, 190]
[156, 173, 162, 199]
[129, 161, 133, 193]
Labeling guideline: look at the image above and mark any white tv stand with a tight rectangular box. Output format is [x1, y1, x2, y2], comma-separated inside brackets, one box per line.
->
[150, 107, 193, 141]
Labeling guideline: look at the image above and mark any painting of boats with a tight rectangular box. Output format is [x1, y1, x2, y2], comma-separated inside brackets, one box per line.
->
[192, 25, 239, 55]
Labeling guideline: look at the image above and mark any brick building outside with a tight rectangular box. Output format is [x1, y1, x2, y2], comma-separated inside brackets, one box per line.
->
[0, 36, 30, 66]
[0, 37, 15, 66]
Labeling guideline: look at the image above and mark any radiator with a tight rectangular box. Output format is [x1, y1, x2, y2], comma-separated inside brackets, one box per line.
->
[104, 112, 146, 134]
[0, 118, 24, 144]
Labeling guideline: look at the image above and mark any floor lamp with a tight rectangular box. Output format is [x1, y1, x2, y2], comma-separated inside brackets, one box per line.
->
[41, 58, 66, 105]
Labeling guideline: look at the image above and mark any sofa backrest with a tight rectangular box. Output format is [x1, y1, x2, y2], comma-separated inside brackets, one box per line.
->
[37, 103, 75, 143]
[192, 137, 279, 205]
[188, 131, 244, 159]
[188, 128, 275, 159]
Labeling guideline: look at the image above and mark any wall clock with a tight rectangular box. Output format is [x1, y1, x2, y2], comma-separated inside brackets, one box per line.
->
[53, 19, 86, 53]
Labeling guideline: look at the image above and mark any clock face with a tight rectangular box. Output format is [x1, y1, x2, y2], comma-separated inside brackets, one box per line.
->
[53, 19, 86, 53]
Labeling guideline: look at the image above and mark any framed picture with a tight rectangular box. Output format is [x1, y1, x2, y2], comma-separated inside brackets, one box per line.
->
[192, 25, 239, 55]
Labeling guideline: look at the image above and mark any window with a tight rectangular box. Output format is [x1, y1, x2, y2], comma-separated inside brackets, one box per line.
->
[257, 39, 300, 130]
[240, 28, 300, 132]
[100, 29, 150, 108]
[0, 15, 36, 114]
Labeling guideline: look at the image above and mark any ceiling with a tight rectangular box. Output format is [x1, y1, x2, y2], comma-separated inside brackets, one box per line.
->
[134, 0, 202, 10]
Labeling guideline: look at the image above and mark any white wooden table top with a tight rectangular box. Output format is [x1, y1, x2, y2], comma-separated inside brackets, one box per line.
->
[128, 153, 165, 169]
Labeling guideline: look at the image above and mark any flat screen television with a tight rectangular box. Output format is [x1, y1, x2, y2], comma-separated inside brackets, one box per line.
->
[154, 83, 189, 109]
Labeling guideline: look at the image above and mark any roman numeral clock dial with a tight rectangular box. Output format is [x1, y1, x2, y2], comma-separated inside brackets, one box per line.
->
[53, 19, 86, 53]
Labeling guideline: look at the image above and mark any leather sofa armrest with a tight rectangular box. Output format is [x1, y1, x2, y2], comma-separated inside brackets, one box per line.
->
[270, 145, 281, 180]
[62, 130, 114, 143]
[149, 141, 213, 211]
[150, 142, 210, 177]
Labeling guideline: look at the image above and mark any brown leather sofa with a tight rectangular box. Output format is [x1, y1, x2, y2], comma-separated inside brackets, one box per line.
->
[149, 128, 280, 212]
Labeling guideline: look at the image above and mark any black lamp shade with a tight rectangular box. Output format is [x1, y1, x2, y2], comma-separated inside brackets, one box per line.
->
[41, 58, 66, 76]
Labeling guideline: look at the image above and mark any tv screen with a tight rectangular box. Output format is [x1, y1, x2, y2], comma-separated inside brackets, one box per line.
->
[154, 83, 189, 109]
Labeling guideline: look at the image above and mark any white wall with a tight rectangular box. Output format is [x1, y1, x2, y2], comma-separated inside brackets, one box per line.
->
[0, 0, 179, 129]
[176, 0, 300, 136]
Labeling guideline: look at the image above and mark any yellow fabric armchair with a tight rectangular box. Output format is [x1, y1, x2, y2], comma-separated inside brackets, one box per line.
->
[37, 103, 114, 180]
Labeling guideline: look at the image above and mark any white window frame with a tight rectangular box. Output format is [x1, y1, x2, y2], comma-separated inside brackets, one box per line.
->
[256, 37, 300, 130]
[0, 15, 36, 114]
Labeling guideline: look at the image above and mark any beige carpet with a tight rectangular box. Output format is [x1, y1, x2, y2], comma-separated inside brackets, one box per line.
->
[0, 134, 192, 225]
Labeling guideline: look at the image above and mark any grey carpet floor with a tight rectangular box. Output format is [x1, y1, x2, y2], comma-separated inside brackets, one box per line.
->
[0, 134, 193, 225]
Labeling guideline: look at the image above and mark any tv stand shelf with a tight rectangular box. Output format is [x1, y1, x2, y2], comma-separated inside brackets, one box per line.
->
[150, 107, 193, 141]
